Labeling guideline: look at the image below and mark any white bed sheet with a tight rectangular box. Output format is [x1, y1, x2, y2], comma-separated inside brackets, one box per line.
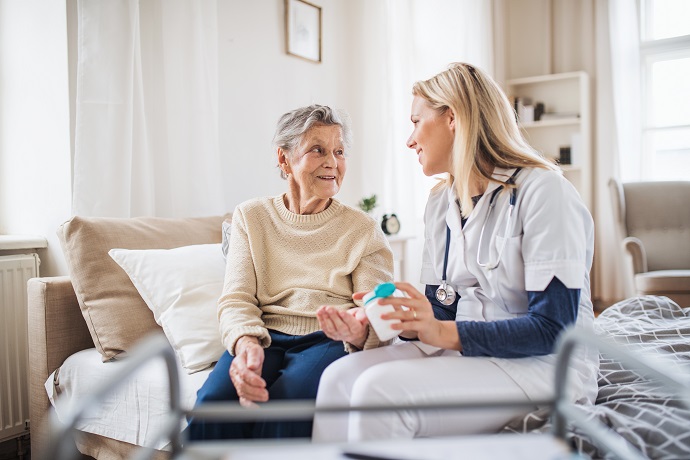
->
[46, 347, 213, 450]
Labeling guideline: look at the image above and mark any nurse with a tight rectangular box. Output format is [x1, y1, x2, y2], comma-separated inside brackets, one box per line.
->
[312, 62, 599, 441]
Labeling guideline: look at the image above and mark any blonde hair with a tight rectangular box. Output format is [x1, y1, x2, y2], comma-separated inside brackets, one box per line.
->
[412, 62, 558, 217]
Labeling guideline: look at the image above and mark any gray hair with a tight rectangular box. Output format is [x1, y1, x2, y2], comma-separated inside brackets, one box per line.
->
[273, 105, 353, 180]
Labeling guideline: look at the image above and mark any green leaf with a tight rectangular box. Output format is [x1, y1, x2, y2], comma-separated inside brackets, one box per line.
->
[357, 194, 378, 213]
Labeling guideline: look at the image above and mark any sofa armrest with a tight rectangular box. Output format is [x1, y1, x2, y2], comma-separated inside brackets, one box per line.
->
[622, 237, 647, 275]
[28, 276, 94, 458]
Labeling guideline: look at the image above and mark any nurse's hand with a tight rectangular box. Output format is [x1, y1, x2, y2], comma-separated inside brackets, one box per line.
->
[381, 282, 462, 351]
[317, 305, 369, 349]
[230, 336, 268, 407]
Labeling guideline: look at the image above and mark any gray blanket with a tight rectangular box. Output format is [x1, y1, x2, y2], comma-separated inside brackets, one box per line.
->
[502, 296, 690, 459]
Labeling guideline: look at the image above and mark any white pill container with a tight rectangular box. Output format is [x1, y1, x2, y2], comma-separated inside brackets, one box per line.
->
[363, 283, 405, 341]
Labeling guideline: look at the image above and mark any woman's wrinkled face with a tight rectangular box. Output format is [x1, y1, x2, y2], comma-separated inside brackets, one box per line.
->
[285, 124, 347, 200]
[406, 96, 455, 176]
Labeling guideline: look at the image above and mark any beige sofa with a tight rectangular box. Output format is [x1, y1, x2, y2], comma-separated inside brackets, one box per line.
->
[28, 214, 228, 459]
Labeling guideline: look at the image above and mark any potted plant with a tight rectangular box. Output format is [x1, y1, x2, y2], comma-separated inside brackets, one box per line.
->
[357, 194, 378, 214]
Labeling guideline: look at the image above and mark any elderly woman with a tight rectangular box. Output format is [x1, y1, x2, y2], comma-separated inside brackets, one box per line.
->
[186, 105, 393, 440]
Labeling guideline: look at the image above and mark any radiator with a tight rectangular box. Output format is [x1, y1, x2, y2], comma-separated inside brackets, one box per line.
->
[0, 253, 38, 442]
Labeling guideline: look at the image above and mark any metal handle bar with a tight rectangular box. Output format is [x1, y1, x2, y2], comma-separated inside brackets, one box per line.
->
[46, 327, 690, 460]
[552, 327, 690, 460]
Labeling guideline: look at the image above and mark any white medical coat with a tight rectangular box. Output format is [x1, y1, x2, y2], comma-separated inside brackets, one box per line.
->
[420, 167, 599, 404]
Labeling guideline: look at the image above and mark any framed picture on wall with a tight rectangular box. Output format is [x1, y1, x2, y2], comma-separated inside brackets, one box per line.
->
[285, 0, 322, 63]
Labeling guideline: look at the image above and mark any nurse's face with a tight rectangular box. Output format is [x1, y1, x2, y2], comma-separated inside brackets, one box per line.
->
[406, 96, 455, 176]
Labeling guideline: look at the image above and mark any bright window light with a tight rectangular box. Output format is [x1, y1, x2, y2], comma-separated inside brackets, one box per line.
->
[645, 0, 690, 40]
[639, 0, 690, 181]
[649, 57, 690, 127]
[643, 127, 690, 180]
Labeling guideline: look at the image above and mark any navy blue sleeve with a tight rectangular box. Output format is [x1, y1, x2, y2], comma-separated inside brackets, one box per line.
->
[425, 284, 458, 320]
[456, 277, 579, 358]
[399, 285, 458, 342]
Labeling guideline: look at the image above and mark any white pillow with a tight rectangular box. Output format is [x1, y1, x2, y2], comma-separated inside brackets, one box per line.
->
[109, 244, 226, 373]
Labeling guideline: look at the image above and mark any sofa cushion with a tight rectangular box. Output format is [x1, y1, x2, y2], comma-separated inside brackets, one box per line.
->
[58, 215, 227, 361]
[109, 244, 226, 373]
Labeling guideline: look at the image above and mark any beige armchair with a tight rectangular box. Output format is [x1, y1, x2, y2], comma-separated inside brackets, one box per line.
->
[609, 178, 690, 307]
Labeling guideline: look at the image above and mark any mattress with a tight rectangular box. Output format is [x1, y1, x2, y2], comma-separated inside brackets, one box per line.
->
[46, 348, 213, 450]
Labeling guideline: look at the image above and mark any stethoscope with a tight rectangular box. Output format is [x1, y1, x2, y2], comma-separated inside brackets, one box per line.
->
[435, 168, 522, 306]
[435, 226, 456, 305]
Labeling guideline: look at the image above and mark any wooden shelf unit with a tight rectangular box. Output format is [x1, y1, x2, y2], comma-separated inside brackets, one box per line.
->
[506, 71, 592, 210]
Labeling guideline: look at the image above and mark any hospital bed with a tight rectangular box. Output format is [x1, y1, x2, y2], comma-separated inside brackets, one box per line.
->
[42, 301, 690, 460]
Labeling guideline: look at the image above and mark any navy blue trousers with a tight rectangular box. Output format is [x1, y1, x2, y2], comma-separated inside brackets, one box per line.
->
[186, 330, 347, 440]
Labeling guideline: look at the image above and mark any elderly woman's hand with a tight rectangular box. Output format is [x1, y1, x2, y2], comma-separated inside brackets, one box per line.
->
[381, 282, 462, 351]
[317, 305, 369, 349]
[229, 336, 268, 407]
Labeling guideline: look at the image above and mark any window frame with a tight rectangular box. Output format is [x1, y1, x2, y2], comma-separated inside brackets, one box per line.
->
[638, 0, 690, 180]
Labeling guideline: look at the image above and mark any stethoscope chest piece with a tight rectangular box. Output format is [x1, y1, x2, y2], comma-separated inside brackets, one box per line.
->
[435, 281, 457, 305]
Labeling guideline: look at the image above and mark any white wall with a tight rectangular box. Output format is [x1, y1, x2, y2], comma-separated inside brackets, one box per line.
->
[0, 0, 362, 276]
[217, 0, 362, 211]
[0, 0, 71, 277]
[500, 0, 595, 79]
[0, 0, 485, 283]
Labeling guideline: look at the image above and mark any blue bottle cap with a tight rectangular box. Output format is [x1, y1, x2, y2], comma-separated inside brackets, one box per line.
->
[373, 282, 396, 299]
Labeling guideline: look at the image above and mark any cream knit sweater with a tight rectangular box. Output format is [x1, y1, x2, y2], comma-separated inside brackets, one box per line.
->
[219, 195, 394, 355]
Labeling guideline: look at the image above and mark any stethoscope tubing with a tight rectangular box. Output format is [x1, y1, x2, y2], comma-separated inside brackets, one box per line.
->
[435, 226, 457, 305]
[476, 186, 517, 270]
[437, 168, 522, 304]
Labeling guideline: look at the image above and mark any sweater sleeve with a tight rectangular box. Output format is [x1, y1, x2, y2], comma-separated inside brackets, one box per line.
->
[456, 277, 579, 358]
[349, 222, 395, 351]
[217, 207, 271, 356]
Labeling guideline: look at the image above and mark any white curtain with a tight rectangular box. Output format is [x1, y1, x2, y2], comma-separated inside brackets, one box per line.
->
[608, 1, 642, 184]
[369, 0, 493, 284]
[590, 1, 640, 303]
[73, 0, 222, 218]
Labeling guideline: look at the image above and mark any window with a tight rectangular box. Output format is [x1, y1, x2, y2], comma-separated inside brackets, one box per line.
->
[639, 0, 690, 180]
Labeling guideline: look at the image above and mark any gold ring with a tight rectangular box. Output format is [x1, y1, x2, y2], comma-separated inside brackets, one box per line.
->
[412, 310, 417, 320]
